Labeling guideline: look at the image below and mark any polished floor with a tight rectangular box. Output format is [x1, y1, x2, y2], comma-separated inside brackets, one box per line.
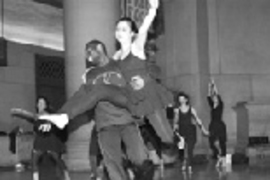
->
[1, 159, 270, 180]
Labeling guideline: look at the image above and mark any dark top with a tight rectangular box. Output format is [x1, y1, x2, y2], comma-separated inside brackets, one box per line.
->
[13, 111, 66, 153]
[117, 53, 174, 116]
[207, 95, 223, 123]
[207, 95, 226, 140]
[118, 53, 149, 83]
[33, 119, 66, 153]
[177, 107, 197, 144]
[178, 107, 193, 127]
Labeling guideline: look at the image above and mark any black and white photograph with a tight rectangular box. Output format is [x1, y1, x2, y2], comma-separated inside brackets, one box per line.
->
[0, 0, 270, 180]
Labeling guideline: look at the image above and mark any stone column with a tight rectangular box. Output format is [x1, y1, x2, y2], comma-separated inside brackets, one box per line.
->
[63, 0, 120, 171]
[64, 0, 120, 96]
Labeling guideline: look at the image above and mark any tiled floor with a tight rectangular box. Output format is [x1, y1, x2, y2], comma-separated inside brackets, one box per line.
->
[1, 159, 270, 180]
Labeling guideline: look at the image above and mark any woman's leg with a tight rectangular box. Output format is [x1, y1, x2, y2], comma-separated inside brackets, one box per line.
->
[61, 84, 131, 120]
[182, 126, 196, 172]
[186, 142, 195, 165]
[41, 84, 133, 129]
[185, 141, 195, 173]
[209, 135, 219, 159]
[181, 141, 188, 171]
[219, 138, 227, 157]
[48, 151, 70, 180]
[32, 150, 43, 180]
[219, 122, 227, 157]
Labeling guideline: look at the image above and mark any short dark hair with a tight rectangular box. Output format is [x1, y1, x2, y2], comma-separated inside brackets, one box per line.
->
[176, 91, 190, 106]
[85, 39, 107, 55]
[36, 96, 54, 113]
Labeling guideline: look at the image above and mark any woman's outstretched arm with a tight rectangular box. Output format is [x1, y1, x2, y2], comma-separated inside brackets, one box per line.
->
[11, 108, 36, 124]
[191, 107, 209, 136]
[133, 0, 159, 53]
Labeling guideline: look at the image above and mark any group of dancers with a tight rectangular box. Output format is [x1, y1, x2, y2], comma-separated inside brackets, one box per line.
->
[172, 79, 227, 173]
[10, 0, 228, 179]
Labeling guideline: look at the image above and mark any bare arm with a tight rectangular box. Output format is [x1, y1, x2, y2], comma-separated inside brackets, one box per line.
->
[191, 108, 203, 127]
[208, 81, 213, 97]
[113, 50, 121, 60]
[210, 78, 218, 96]
[173, 108, 179, 130]
[11, 108, 36, 124]
[191, 107, 209, 136]
[133, 0, 159, 54]
[207, 82, 214, 107]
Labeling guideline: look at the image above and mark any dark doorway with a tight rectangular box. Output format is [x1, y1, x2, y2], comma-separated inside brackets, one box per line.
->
[35, 54, 66, 111]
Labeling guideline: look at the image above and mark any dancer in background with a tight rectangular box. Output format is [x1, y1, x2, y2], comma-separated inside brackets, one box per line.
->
[11, 97, 70, 180]
[207, 78, 227, 167]
[173, 92, 209, 173]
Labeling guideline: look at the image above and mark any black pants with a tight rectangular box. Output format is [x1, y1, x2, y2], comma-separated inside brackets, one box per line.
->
[178, 124, 197, 167]
[184, 141, 195, 166]
[209, 135, 227, 158]
[32, 150, 68, 176]
[209, 122, 227, 158]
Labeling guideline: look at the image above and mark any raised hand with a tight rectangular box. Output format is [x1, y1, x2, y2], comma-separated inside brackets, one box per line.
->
[208, 77, 214, 88]
[149, 0, 159, 9]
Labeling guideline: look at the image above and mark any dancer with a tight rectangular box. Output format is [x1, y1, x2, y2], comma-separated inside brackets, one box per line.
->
[84, 42, 156, 180]
[85, 42, 154, 180]
[112, 0, 174, 144]
[11, 97, 70, 180]
[45, 40, 155, 180]
[173, 92, 209, 173]
[40, 0, 174, 145]
[207, 78, 227, 167]
[39, 40, 130, 129]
